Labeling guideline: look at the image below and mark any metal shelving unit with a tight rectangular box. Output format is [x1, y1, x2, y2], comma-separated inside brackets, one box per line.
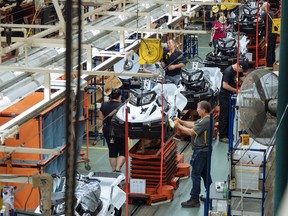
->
[226, 96, 276, 216]
[228, 138, 275, 216]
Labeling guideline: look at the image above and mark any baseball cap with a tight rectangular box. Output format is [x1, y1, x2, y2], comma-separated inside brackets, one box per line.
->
[239, 59, 249, 72]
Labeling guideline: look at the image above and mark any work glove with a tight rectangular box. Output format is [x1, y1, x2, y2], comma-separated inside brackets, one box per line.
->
[209, 41, 212, 47]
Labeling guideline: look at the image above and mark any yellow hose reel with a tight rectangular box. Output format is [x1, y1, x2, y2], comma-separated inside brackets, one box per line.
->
[138, 38, 163, 64]
[221, 0, 238, 11]
[212, 5, 219, 14]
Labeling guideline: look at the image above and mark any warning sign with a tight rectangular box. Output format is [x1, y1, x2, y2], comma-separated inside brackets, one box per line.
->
[272, 18, 281, 34]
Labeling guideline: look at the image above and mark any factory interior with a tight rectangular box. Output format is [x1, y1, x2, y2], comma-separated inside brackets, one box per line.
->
[0, 0, 287, 215]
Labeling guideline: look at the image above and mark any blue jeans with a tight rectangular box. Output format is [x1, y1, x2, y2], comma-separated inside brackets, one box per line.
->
[190, 149, 212, 199]
[219, 92, 230, 139]
[213, 39, 218, 49]
[165, 75, 181, 85]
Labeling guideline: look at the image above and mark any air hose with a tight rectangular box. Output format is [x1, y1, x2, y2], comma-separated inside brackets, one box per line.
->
[138, 38, 163, 64]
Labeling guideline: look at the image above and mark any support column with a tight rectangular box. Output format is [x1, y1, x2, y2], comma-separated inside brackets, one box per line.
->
[274, 0, 288, 214]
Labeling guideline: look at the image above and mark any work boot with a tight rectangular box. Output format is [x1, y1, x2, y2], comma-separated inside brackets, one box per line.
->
[181, 198, 200, 208]
[199, 195, 206, 202]
[219, 137, 229, 143]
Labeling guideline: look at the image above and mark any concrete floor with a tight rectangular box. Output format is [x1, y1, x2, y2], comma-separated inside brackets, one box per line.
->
[77, 138, 230, 216]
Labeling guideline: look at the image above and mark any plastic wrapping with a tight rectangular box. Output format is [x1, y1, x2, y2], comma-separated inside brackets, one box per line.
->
[74, 180, 103, 215]
[35, 172, 125, 216]
[202, 67, 223, 92]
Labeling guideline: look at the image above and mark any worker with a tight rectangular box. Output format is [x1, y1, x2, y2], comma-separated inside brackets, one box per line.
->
[174, 100, 213, 208]
[10, 0, 24, 55]
[254, 2, 277, 68]
[0, 0, 14, 7]
[209, 12, 230, 49]
[11, 0, 24, 24]
[161, 39, 186, 85]
[98, 88, 125, 172]
[218, 59, 249, 143]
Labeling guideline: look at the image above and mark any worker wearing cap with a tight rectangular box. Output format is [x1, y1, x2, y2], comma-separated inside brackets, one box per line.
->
[218, 60, 249, 143]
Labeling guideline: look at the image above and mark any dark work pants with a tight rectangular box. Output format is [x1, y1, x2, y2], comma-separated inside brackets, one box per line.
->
[190, 149, 212, 199]
[218, 93, 230, 139]
[103, 126, 125, 157]
[266, 33, 277, 67]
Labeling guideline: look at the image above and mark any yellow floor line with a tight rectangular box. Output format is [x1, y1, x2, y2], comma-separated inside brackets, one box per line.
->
[81, 146, 108, 150]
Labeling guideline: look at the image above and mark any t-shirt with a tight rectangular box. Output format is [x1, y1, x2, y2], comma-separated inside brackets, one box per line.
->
[212, 21, 227, 41]
[261, 10, 274, 37]
[191, 116, 212, 151]
[100, 100, 121, 126]
[162, 50, 186, 76]
[12, 5, 24, 24]
[220, 65, 243, 96]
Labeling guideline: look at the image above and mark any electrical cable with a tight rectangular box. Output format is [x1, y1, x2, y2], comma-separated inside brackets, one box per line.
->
[27, 2, 43, 36]
[24, 186, 33, 210]
[64, 0, 75, 214]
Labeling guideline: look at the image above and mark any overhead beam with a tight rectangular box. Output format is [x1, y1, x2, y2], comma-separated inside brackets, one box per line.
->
[83, 25, 207, 34]
[52, 0, 66, 35]
[0, 65, 157, 78]
[83, 0, 242, 6]
[0, 23, 54, 29]
[0, 174, 33, 184]
[93, 11, 150, 16]
[0, 145, 62, 155]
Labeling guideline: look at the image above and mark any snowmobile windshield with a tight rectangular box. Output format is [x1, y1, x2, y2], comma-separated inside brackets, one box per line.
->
[129, 89, 157, 106]
[181, 69, 203, 84]
[218, 38, 236, 50]
[243, 5, 258, 19]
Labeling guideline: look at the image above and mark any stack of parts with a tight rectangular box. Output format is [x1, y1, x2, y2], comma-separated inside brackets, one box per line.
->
[129, 139, 178, 187]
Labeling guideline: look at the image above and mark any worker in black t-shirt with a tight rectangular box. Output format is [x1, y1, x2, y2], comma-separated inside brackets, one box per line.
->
[98, 88, 125, 172]
[161, 39, 187, 85]
[218, 60, 249, 143]
[12, 0, 24, 24]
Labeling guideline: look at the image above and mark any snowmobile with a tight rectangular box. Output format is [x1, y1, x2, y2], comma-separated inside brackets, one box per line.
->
[36, 172, 125, 216]
[205, 32, 249, 71]
[229, 1, 264, 34]
[111, 83, 187, 140]
[180, 65, 222, 110]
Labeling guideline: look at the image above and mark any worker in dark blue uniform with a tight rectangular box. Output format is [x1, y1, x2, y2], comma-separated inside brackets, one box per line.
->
[161, 39, 186, 85]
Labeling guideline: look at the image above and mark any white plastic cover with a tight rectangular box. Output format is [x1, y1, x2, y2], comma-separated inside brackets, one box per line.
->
[202, 67, 223, 92]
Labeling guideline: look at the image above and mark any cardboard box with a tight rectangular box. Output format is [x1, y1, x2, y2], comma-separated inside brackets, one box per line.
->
[273, 61, 279, 71]
[235, 165, 260, 190]
[240, 134, 250, 145]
